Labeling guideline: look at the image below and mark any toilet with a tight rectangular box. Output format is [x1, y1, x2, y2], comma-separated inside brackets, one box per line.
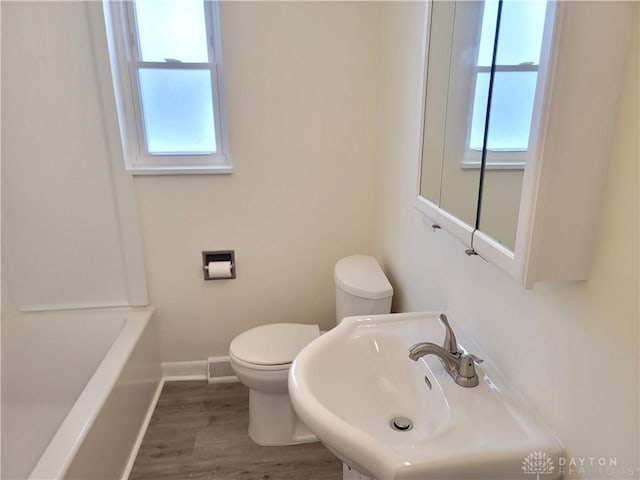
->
[229, 255, 393, 446]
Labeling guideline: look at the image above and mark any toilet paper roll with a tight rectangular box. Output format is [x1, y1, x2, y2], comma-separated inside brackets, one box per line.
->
[207, 261, 233, 279]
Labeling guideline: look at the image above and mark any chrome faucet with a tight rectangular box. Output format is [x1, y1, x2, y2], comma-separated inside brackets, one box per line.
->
[408, 314, 483, 388]
[439, 313, 459, 356]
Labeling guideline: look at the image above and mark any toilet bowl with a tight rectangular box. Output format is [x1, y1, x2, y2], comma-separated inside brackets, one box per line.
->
[229, 323, 320, 445]
[229, 255, 393, 446]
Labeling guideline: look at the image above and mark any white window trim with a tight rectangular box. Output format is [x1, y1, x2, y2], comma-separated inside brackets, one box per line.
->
[461, 149, 526, 170]
[103, 0, 231, 175]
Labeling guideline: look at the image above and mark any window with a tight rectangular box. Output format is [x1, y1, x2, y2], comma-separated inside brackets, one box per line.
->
[464, 0, 549, 169]
[104, 0, 230, 174]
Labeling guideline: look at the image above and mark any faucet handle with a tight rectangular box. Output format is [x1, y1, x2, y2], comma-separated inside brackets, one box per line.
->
[467, 353, 483, 364]
[457, 353, 484, 387]
[439, 314, 460, 355]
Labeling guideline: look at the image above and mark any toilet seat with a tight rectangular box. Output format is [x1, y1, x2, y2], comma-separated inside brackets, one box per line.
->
[229, 351, 290, 371]
[229, 323, 319, 368]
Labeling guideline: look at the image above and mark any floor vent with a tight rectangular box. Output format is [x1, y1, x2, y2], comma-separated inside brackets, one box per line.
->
[207, 356, 237, 384]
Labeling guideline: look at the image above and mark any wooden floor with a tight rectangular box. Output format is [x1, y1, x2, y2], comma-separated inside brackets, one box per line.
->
[129, 381, 342, 480]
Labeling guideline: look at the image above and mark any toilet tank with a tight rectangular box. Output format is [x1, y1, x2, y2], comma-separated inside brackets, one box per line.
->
[334, 255, 393, 324]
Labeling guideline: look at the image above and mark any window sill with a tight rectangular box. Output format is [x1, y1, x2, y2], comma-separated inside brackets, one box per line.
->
[127, 165, 233, 176]
[460, 160, 525, 170]
[461, 150, 526, 170]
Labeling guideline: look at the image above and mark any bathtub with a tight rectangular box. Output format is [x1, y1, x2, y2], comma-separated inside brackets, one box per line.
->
[1, 306, 161, 480]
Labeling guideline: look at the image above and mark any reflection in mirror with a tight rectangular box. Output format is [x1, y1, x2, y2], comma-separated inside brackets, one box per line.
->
[477, 0, 550, 251]
[420, 0, 552, 252]
[420, 1, 490, 228]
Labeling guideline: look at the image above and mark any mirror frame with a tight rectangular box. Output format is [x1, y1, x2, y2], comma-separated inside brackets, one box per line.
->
[415, 0, 561, 286]
[416, 0, 635, 288]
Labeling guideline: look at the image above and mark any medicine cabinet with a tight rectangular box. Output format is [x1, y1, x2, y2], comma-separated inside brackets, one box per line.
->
[415, 0, 635, 287]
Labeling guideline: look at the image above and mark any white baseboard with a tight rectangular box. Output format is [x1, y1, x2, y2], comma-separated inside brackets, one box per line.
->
[208, 375, 238, 384]
[161, 360, 207, 380]
[121, 378, 164, 480]
[161, 359, 238, 383]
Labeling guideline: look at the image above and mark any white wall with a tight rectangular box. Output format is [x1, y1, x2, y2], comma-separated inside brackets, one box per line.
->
[375, 1, 639, 477]
[1, 1, 146, 311]
[134, 2, 379, 361]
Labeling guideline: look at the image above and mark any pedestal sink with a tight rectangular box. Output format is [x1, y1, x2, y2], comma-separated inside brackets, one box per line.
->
[288, 312, 564, 479]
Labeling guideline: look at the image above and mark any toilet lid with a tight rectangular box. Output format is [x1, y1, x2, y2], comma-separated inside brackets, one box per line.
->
[334, 255, 393, 300]
[229, 323, 320, 366]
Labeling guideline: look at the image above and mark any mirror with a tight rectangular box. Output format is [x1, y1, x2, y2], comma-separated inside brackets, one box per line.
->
[420, 1, 485, 229]
[417, 0, 632, 287]
[419, 0, 551, 252]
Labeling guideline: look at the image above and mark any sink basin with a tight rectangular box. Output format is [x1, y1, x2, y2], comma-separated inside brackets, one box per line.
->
[289, 312, 564, 479]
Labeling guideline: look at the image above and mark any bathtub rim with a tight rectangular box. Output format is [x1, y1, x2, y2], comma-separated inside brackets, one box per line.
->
[27, 306, 155, 480]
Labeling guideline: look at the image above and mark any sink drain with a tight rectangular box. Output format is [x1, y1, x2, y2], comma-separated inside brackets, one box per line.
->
[390, 416, 413, 431]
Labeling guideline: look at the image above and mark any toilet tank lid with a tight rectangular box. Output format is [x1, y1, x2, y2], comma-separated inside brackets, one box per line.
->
[334, 255, 393, 300]
[229, 323, 320, 366]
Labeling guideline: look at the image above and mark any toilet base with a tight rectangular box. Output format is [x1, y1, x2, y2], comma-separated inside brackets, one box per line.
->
[248, 389, 317, 446]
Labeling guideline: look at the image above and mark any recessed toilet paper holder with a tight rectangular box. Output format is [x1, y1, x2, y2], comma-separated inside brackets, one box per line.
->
[202, 250, 236, 280]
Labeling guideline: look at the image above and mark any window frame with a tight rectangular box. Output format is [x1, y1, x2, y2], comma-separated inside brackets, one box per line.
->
[104, 0, 231, 175]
